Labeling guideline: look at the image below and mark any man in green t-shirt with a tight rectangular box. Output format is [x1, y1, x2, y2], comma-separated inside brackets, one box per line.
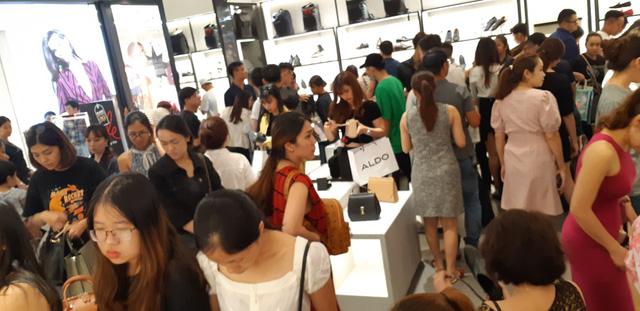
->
[360, 53, 411, 185]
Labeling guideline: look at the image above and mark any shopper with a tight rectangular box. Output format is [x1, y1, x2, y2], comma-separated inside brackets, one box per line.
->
[23, 122, 107, 239]
[44, 111, 56, 122]
[221, 90, 252, 161]
[422, 49, 482, 248]
[0, 203, 61, 311]
[85, 124, 118, 175]
[361, 53, 411, 185]
[0, 160, 26, 215]
[400, 71, 466, 278]
[495, 35, 513, 66]
[200, 78, 219, 118]
[492, 54, 565, 215]
[396, 32, 427, 92]
[598, 10, 626, 40]
[549, 9, 580, 61]
[201, 117, 256, 190]
[257, 84, 286, 136]
[380, 40, 400, 77]
[62, 100, 90, 157]
[178, 87, 202, 148]
[195, 189, 339, 311]
[347, 65, 375, 100]
[470, 38, 502, 199]
[538, 38, 578, 203]
[247, 112, 327, 243]
[516, 32, 547, 58]
[478, 210, 586, 311]
[562, 90, 640, 311]
[439, 42, 466, 86]
[510, 23, 529, 56]
[391, 282, 474, 311]
[310, 75, 332, 164]
[0, 117, 30, 184]
[249, 67, 263, 97]
[148, 115, 222, 249]
[570, 33, 606, 87]
[250, 64, 281, 131]
[224, 61, 256, 107]
[87, 173, 211, 311]
[117, 111, 162, 176]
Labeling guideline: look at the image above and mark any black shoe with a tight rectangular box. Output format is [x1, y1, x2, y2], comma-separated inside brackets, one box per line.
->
[484, 16, 497, 31]
[445, 30, 452, 43]
[459, 55, 466, 68]
[356, 43, 369, 49]
[293, 55, 301, 67]
[611, 1, 631, 8]
[396, 36, 412, 42]
[453, 28, 460, 42]
[393, 43, 412, 51]
[491, 16, 507, 31]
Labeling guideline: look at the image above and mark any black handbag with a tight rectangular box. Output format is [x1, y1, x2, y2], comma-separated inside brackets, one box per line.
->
[170, 29, 189, 55]
[204, 24, 220, 49]
[234, 12, 253, 39]
[383, 0, 407, 17]
[273, 9, 294, 37]
[328, 147, 353, 181]
[348, 193, 381, 221]
[302, 3, 323, 32]
[38, 229, 66, 285]
[346, 0, 371, 24]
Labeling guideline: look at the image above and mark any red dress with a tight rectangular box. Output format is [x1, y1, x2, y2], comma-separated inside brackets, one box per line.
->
[562, 133, 635, 311]
[270, 166, 328, 240]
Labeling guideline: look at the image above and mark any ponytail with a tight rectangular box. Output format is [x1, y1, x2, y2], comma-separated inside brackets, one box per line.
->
[537, 38, 565, 72]
[494, 55, 540, 100]
[411, 71, 438, 132]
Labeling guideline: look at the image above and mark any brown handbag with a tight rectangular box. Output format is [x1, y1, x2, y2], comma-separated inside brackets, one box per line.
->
[63, 275, 97, 311]
[367, 177, 398, 203]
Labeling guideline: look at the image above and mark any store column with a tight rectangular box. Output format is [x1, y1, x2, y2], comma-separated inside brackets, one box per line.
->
[211, 0, 240, 67]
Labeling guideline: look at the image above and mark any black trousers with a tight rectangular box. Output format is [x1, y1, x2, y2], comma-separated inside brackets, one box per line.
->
[392, 151, 411, 188]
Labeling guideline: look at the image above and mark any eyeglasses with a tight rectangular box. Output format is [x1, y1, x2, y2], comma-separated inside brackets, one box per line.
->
[90, 228, 137, 242]
[567, 19, 579, 24]
[127, 131, 150, 139]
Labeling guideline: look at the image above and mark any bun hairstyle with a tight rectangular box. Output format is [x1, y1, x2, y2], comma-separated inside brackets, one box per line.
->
[494, 54, 540, 100]
[597, 89, 640, 130]
[603, 30, 640, 71]
[200, 117, 228, 150]
[411, 71, 438, 132]
[537, 37, 566, 71]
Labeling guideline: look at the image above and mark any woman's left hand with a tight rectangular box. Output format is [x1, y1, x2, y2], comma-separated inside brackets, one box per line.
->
[67, 219, 88, 239]
[356, 122, 369, 136]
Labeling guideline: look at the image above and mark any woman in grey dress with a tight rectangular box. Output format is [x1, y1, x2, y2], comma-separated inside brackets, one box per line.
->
[400, 71, 466, 279]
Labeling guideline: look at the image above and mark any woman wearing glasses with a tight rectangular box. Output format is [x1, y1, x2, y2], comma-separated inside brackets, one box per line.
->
[117, 111, 162, 176]
[87, 173, 211, 311]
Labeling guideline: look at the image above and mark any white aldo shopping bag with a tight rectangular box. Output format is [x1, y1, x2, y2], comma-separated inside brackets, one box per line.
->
[252, 150, 268, 176]
[347, 137, 399, 186]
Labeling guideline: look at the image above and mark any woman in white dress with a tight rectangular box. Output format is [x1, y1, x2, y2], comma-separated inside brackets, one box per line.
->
[194, 190, 338, 311]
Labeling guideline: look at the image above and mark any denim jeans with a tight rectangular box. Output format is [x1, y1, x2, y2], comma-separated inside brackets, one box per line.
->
[458, 156, 482, 247]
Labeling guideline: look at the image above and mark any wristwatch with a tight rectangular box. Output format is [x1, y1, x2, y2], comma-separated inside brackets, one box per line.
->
[366, 128, 371, 136]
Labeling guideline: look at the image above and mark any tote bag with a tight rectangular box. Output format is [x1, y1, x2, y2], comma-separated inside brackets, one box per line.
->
[347, 137, 399, 186]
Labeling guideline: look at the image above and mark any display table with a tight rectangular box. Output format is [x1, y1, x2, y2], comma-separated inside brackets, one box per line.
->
[316, 182, 420, 310]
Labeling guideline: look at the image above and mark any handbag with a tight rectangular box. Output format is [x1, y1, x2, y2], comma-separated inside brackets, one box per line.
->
[348, 193, 381, 221]
[63, 275, 97, 311]
[37, 229, 66, 285]
[367, 177, 398, 203]
[170, 29, 189, 55]
[297, 241, 311, 311]
[346, 0, 371, 24]
[328, 147, 353, 181]
[65, 237, 96, 297]
[204, 24, 220, 49]
[273, 9, 294, 37]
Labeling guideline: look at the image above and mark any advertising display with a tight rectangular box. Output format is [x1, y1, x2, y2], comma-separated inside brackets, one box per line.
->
[79, 101, 127, 154]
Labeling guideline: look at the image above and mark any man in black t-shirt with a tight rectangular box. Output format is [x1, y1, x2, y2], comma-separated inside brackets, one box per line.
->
[179, 87, 202, 147]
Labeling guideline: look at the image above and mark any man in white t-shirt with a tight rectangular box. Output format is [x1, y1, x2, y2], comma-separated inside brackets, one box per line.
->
[597, 10, 626, 40]
[200, 79, 219, 118]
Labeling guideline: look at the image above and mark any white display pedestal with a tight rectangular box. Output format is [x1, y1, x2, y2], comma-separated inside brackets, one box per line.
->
[316, 181, 421, 310]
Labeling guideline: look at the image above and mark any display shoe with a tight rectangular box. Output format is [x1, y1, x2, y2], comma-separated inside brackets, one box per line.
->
[393, 43, 412, 51]
[459, 55, 466, 69]
[453, 28, 460, 42]
[312, 45, 325, 58]
[181, 71, 194, 77]
[611, 1, 631, 8]
[376, 38, 382, 49]
[491, 16, 507, 31]
[396, 36, 412, 42]
[356, 43, 369, 49]
[445, 30, 452, 43]
[484, 16, 497, 31]
[622, 8, 634, 15]
[293, 55, 301, 67]
[301, 79, 307, 89]
[289, 55, 294, 64]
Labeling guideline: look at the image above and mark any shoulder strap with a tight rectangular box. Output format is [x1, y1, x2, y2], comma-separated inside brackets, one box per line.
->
[580, 54, 602, 93]
[492, 300, 503, 311]
[298, 241, 311, 311]
[198, 153, 213, 194]
[283, 169, 301, 200]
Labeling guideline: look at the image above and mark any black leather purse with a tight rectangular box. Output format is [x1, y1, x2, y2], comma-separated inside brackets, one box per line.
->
[348, 193, 381, 221]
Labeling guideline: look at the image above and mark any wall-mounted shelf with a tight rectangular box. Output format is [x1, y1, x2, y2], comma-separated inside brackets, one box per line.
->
[271, 28, 335, 42]
[338, 12, 419, 30]
[423, 0, 492, 12]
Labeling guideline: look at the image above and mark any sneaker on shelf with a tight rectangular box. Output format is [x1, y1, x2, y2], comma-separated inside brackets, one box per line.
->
[611, 1, 631, 8]
[181, 72, 193, 77]
[491, 16, 507, 31]
[293, 55, 301, 67]
[453, 28, 460, 42]
[484, 16, 497, 31]
[622, 8, 634, 15]
[459, 55, 466, 69]
[356, 43, 369, 49]
[312, 45, 325, 58]
[394, 43, 412, 51]
[396, 36, 412, 42]
[445, 30, 452, 43]
[288, 55, 294, 64]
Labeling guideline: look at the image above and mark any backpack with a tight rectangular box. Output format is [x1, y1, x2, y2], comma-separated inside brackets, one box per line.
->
[170, 29, 189, 55]
[302, 3, 323, 32]
[234, 11, 253, 39]
[346, 0, 370, 24]
[284, 170, 351, 255]
[273, 9, 294, 37]
[204, 24, 220, 49]
[383, 0, 407, 17]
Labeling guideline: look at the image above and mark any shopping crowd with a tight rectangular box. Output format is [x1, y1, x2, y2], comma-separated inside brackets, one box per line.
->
[2, 7, 640, 311]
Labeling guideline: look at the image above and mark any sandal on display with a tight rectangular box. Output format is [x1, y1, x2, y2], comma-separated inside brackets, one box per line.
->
[288, 55, 294, 64]
[491, 16, 507, 31]
[301, 79, 307, 89]
[484, 16, 497, 31]
[610, 1, 631, 8]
